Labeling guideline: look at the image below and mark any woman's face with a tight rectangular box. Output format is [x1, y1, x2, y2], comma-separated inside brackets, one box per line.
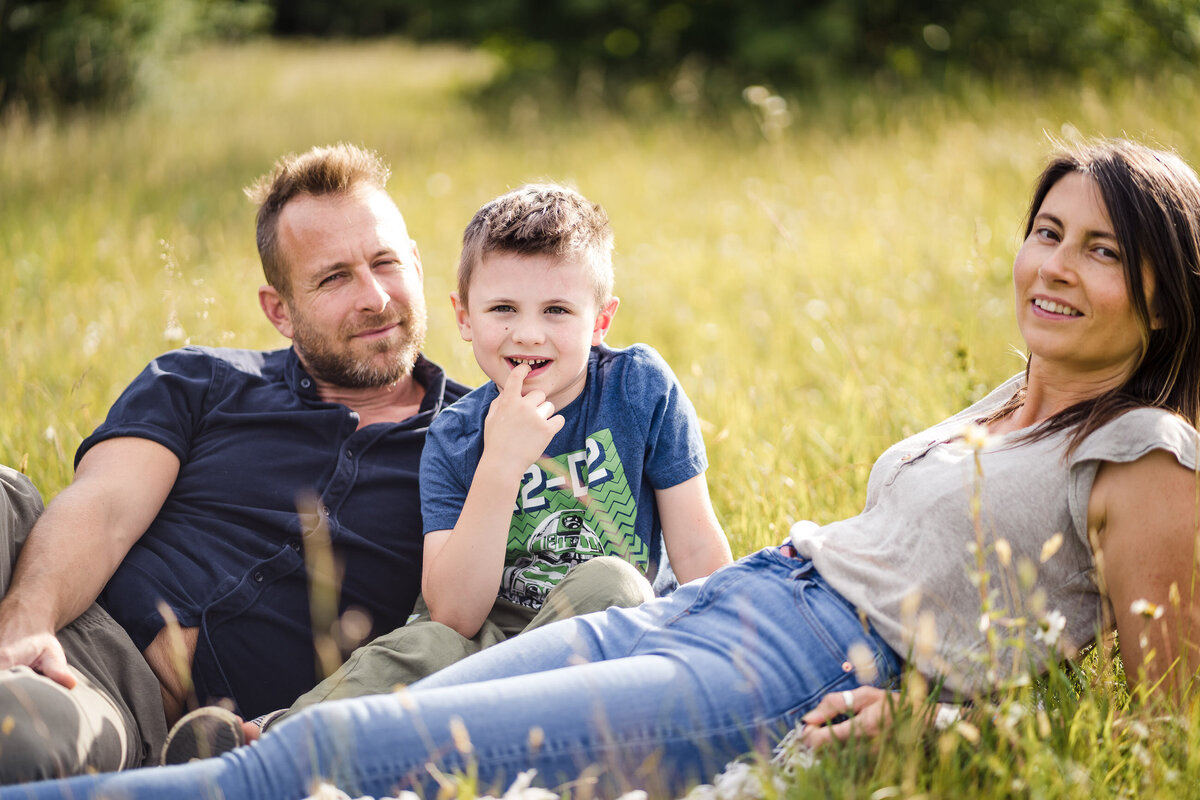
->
[1013, 172, 1152, 386]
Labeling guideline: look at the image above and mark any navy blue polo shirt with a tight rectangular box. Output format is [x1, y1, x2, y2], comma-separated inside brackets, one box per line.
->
[77, 346, 469, 718]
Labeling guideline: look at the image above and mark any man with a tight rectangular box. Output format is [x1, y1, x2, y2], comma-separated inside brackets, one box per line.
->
[0, 143, 468, 782]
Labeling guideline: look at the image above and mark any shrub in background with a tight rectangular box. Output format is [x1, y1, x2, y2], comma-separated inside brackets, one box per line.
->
[0, 0, 271, 114]
[258, 0, 1200, 103]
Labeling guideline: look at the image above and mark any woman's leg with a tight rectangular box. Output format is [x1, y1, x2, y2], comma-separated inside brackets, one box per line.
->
[4, 550, 900, 800]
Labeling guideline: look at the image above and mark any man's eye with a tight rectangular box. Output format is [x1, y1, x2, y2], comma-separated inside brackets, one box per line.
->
[319, 273, 344, 286]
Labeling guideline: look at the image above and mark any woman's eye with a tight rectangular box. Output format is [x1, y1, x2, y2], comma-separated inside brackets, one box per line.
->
[1035, 226, 1060, 242]
[1096, 246, 1120, 260]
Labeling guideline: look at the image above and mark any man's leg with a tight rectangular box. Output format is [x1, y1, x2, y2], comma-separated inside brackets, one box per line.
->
[0, 467, 165, 782]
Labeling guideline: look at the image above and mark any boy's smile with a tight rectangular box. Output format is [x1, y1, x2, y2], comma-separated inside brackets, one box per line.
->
[452, 252, 618, 411]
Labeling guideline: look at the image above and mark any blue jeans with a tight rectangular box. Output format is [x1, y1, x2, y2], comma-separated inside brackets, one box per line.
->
[4, 549, 901, 800]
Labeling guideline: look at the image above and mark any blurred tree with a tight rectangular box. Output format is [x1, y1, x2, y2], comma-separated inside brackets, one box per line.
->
[0, 0, 272, 114]
[255, 0, 1200, 101]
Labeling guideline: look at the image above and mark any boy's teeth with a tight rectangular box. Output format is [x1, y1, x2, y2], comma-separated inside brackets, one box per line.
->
[1034, 298, 1082, 317]
[510, 358, 548, 367]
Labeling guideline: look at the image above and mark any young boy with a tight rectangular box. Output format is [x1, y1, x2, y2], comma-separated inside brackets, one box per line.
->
[161, 184, 731, 760]
[419, 183, 733, 640]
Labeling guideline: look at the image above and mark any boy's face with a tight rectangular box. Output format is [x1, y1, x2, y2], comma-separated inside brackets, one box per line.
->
[452, 252, 618, 411]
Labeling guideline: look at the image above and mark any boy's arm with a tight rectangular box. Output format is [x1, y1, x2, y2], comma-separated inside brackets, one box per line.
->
[422, 365, 564, 638]
[656, 472, 733, 585]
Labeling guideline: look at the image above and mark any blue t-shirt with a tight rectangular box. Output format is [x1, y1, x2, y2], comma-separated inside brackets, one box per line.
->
[420, 343, 707, 608]
[77, 346, 468, 718]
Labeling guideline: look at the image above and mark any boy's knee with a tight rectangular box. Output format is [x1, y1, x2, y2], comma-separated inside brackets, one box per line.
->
[0, 667, 119, 782]
[556, 556, 654, 615]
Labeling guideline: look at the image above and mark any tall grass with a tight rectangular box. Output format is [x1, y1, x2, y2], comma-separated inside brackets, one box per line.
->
[3, 39, 1200, 797]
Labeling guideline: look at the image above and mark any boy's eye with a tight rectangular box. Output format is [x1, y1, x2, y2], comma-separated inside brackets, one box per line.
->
[489, 304, 515, 313]
[545, 306, 569, 315]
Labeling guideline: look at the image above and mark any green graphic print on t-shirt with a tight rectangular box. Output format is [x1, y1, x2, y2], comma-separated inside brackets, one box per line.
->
[499, 428, 646, 608]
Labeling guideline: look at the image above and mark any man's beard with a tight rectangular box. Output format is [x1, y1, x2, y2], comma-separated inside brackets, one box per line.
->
[291, 300, 428, 389]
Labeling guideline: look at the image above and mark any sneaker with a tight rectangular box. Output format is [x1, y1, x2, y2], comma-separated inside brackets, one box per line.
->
[160, 705, 245, 765]
[250, 708, 288, 734]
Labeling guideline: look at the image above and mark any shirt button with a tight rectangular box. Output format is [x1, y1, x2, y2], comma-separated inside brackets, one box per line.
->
[300, 378, 311, 388]
[321, 505, 331, 517]
[287, 539, 301, 552]
[253, 571, 264, 583]
[345, 449, 353, 459]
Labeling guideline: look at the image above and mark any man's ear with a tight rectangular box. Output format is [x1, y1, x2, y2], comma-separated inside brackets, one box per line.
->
[591, 297, 620, 345]
[259, 285, 294, 340]
[450, 292, 472, 342]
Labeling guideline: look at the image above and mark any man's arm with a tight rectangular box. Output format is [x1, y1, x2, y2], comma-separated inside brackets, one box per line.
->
[0, 437, 179, 687]
[656, 473, 733, 585]
[422, 365, 563, 638]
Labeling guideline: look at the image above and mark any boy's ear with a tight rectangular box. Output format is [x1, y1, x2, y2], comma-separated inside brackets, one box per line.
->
[450, 292, 472, 342]
[591, 297, 620, 345]
[259, 285, 295, 340]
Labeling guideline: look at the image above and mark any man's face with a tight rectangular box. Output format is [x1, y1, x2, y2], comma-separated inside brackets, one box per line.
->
[266, 188, 427, 389]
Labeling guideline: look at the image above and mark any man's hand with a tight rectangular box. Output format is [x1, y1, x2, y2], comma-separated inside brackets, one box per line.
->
[799, 686, 892, 749]
[481, 363, 565, 474]
[0, 624, 75, 689]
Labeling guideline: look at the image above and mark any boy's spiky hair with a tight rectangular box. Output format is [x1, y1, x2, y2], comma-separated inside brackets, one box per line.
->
[457, 183, 614, 308]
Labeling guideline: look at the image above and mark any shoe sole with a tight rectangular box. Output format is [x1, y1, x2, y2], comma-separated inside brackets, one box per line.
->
[160, 706, 245, 765]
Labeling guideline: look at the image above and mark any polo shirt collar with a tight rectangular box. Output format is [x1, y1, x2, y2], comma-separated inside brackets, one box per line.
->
[283, 346, 449, 415]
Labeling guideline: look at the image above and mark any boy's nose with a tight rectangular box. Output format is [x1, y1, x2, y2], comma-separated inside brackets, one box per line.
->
[510, 316, 545, 345]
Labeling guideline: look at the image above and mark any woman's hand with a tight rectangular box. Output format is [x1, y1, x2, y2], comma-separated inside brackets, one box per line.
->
[799, 686, 893, 749]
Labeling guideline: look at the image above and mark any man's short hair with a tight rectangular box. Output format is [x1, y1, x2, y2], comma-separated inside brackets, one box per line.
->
[457, 184, 614, 309]
[246, 143, 391, 298]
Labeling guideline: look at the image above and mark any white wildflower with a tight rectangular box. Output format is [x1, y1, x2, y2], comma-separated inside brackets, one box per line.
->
[1130, 599, 1165, 620]
[960, 422, 999, 452]
[1034, 609, 1067, 648]
[302, 784, 351, 800]
[771, 724, 817, 777]
[42, 426, 56, 441]
[978, 613, 991, 633]
[163, 321, 186, 342]
[499, 770, 558, 800]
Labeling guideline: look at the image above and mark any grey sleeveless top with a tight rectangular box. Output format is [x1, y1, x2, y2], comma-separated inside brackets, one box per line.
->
[791, 374, 1200, 695]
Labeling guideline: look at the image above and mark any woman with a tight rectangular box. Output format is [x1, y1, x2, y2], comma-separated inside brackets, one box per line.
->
[8, 139, 1200, 799]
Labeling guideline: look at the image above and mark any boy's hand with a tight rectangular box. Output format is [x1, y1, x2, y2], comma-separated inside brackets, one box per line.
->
[481, 364, 565, 475]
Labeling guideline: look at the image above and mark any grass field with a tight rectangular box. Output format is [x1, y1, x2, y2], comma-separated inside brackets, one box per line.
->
[3, 39, 1200, 798]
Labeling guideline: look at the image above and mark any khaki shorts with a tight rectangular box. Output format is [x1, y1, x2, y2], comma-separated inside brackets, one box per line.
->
[283, 555, 654, 721]
[0, 466, 166, 783]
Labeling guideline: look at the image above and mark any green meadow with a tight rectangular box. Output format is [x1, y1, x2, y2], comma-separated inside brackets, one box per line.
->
[4, 39, 1200, 797]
